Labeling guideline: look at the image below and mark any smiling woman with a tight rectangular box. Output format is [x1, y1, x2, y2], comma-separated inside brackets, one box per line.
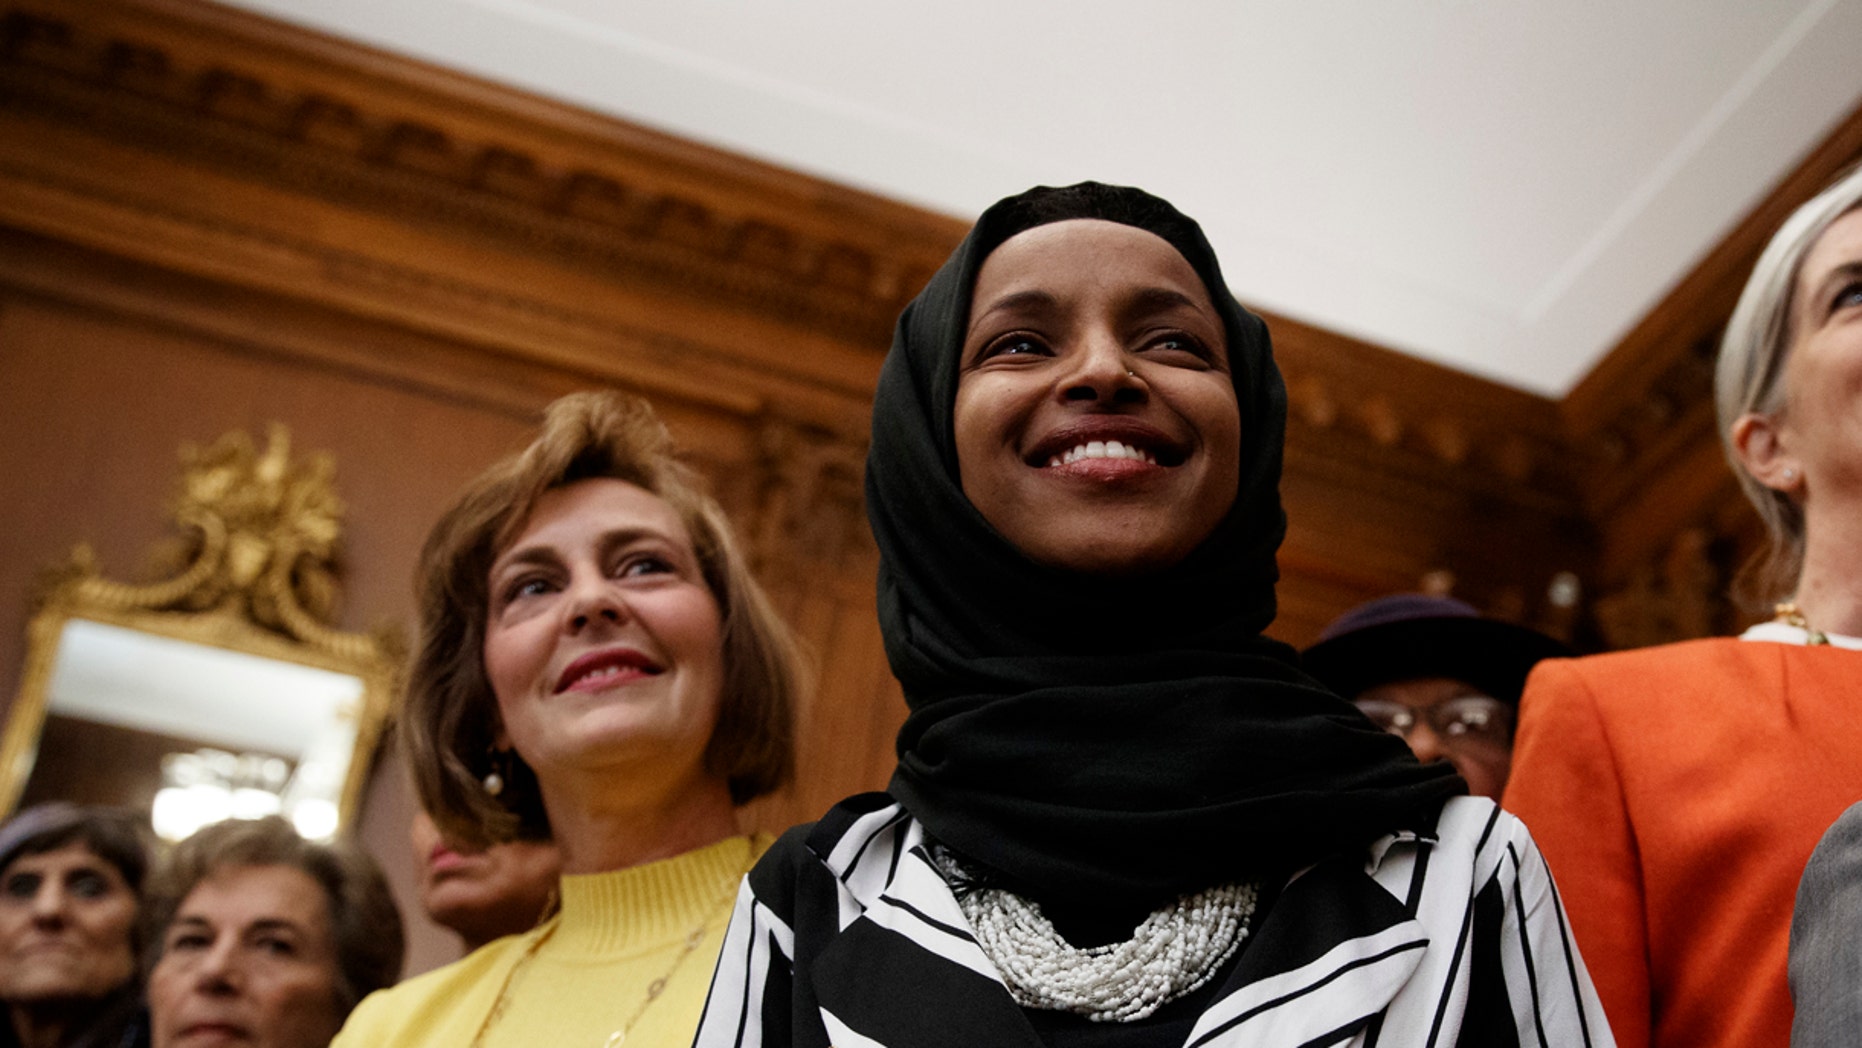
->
[695, 183, 1613, 1048]
[482, 478, 729, 826]
[331, 391, 801, 1048]
[953, 219, 1241, 576]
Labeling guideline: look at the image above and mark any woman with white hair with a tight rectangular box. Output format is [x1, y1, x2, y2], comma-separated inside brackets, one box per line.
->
[1504, 163, 1862, 1048]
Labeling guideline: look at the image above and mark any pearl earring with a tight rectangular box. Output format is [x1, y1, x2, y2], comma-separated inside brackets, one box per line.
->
[1783, 467, 1798, 482]
[483, 748, 509, 797]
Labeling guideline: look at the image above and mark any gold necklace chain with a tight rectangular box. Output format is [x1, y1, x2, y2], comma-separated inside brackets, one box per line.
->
[1774, 602, 1832, 647]
[469, 853, 750, 1048]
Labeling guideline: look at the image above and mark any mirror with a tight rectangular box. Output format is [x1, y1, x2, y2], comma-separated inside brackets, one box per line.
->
[1, 426, 398, 839]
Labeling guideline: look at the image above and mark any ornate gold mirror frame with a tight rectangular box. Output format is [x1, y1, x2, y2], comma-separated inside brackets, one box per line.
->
[0, 426, 399, 838]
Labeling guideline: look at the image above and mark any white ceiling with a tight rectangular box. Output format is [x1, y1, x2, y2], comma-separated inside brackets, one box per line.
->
[219, 0, 1862, 396]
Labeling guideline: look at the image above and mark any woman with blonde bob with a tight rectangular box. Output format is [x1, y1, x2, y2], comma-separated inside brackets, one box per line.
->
[335, 390, 800, 1047]
[1505, 163, 1862, 1048]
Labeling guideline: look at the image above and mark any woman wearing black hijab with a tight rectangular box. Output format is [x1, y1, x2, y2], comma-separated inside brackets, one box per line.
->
[695, 184, 1612, 1047]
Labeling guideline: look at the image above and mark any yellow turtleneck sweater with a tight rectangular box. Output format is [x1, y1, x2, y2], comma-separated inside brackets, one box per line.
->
[335, 834, 767, 1048]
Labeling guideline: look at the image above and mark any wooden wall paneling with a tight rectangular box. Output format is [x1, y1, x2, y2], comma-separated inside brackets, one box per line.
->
[5, 0, 922, 828]
[0, 285, 529, 972]
[1275, 451, 1592, 648]
[732, 417, 905, 834]
[0, 118, 881, 436]
[1268, 312, 1588, 647]
[1, 0, 1612, 652]
[739, 570, 906, 837]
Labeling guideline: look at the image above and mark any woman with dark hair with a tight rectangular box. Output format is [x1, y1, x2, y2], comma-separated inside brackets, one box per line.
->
[334, 390, 802, 1046]
[695, 183, 1611, 1047]
[143, 816, 401, 1048]
[0, 804, 149, 1048]
[1503, 163, 1862, 1048]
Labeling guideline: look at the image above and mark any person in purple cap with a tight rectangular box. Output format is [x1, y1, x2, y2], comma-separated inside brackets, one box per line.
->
[1302, 594, 1571, 799]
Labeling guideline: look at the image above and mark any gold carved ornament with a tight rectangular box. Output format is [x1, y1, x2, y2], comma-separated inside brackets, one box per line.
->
[0, 425, 401, 828]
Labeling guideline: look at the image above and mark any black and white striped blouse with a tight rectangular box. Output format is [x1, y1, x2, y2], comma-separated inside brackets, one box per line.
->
[696, 793, 1613, 1048]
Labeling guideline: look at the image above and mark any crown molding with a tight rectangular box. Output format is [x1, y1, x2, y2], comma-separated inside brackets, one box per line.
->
[0, 0, 967, 348]
[1270, 312, 1576, 508]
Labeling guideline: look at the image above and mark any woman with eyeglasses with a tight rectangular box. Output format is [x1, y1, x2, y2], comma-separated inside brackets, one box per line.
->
[1302, 594, 1571, 800]
[1503, 164, 1862, 1048]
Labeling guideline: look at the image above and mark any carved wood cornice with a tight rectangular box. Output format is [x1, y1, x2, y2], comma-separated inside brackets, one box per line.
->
[0, 0, 966, 348]
[746, 417, 872, 583]
[1269, 313, 1576, 509]
[0, 167, 784, 418]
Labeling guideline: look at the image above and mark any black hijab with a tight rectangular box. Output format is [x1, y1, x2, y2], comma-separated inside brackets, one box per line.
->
[871, 183, 1461, 908]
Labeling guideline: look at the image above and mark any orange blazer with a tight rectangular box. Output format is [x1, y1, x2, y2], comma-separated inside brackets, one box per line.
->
[1503, 638, 1862, 1048]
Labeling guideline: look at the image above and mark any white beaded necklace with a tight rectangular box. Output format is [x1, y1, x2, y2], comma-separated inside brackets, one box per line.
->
[936, 851, 1258, 1023]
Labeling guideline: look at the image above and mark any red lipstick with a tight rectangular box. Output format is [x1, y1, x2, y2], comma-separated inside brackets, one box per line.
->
[553, 647, 661, 694]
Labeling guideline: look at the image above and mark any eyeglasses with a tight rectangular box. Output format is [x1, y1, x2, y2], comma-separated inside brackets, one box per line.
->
[1352, 694, 1513, 747]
